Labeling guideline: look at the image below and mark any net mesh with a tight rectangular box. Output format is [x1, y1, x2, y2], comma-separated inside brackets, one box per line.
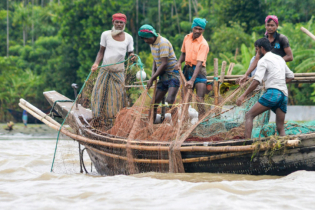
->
[51, 58, 314, 175]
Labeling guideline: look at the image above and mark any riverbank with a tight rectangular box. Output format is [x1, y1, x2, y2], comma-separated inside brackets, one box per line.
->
[0, 123, 57, 138]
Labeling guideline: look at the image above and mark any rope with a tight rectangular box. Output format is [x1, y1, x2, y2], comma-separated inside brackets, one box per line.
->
[50, 54, 145, 172]
[48, 100, 74, 118]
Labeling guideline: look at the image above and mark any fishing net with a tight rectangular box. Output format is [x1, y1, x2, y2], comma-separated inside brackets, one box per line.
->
[50, 57, 313, 175]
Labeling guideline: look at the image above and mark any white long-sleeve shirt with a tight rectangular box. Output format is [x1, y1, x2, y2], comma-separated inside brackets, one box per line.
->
[254, 52, 294, 96]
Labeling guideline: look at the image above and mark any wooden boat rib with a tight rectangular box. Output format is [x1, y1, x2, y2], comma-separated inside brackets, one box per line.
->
[18, 90, 315, 176]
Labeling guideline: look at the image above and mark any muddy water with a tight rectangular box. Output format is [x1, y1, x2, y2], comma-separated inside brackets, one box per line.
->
[1, 135, 315, 210]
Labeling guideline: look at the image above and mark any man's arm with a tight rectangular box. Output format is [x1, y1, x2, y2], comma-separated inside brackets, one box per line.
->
[151, 61, 157, 76]
[175, 52, 186, 70]
[285, 64, 294, 83]
[236, 80, 260, 106]
[283, 47, 293, 62]
[147, 58, 167, 89]
[91, 46, 105, 72]
[186, 61, 203, 89]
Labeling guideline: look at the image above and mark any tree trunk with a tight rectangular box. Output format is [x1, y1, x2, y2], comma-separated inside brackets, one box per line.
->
[158, 0, 161, 32]
[193, 0, 198, 16]
[32, 0, 34, 45]
[136, 0, 138, 54]
[6, 0, 9, 57]
[23, 27, 26, 47]
[173, 0, 181, 34]
[143, 1, 145, 17]
[189, 0, 192, 23]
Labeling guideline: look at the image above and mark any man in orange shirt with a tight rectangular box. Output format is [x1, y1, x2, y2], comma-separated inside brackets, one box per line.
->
[175, 18, 209, 117]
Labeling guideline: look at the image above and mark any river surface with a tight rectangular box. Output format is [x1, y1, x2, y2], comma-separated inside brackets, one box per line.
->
[1, 134, 315, 210]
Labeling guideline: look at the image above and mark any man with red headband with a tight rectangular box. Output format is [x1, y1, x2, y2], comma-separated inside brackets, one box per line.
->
[238, 15, 294, 84]
[90, 13, 135, 125]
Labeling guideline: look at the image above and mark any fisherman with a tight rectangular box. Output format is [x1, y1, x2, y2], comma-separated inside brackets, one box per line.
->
[238, 15, 294, 84]
[175, 18, 210, 118]
[90, 13, 135, 125]
[236, 38, 294, 139]
[138, 24, 180, 123]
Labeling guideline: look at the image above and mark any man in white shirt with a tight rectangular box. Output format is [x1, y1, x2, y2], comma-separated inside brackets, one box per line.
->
[236, 38, 294, 139]
[90, 13, 135, 124]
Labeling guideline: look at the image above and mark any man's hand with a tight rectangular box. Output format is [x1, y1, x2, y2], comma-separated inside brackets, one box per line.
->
[236, 75, 249, 85]
[147, 79, 154, 89]
[129, 53, 136, 62]
[185, 80, 194, 89]
[91, 63, 99, 72]
[236, 94, 245, 106]
[174, 63, 181, 70]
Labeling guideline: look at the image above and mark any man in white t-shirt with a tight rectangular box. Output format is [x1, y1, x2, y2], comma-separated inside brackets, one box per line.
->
[236, 38, 294, 139]
[90, 13, 135, 124]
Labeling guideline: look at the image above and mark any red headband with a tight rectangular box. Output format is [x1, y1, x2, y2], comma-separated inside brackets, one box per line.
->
[265, 15, 278, 26]
[112, 13, 127, 23]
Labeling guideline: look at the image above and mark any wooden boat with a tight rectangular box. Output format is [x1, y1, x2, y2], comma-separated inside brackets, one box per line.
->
[18, 90, 315, 176]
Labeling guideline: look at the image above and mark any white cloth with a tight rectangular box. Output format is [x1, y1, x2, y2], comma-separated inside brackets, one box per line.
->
[100, 31, 134, 70]
[254, 52, 294, 96]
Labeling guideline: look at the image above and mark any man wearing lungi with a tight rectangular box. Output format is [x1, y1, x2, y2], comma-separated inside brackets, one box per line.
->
[90, 13, 135, 123]
[236, 38, 294, 139]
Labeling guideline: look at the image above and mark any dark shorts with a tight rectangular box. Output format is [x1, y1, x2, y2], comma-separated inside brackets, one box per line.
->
[183, 65, 207, 85]
[258, 88, 288, 113]
[156, 70, 180, 91]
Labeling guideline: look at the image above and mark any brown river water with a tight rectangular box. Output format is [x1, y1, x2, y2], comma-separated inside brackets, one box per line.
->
[1, 133, 315, 210]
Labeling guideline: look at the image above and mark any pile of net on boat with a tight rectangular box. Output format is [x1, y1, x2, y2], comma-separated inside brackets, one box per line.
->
[52, 57, 314, 175]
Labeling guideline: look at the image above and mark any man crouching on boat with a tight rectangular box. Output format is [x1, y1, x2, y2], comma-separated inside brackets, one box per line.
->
[138, 24, 180, 123]
[236, 38, 294, 139]
[90, 13, 135, 125]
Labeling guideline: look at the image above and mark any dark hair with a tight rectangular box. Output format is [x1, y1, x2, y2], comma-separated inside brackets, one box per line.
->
[254, 40, 259, 47]
[267, 19, 275, 24]
[256, 38, 272, 52]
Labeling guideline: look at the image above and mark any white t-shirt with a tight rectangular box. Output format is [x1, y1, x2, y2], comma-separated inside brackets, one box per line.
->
[254, 52, 294, 96]
[100, 31, 134, 71]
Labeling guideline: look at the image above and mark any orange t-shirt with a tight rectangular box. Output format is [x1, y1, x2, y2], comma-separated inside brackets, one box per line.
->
[181, 33, 209, 67]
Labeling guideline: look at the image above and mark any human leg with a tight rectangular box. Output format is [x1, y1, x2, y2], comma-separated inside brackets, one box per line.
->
[275, 108, 286, 136]
[195, 83, 207, 119]
[245, 102, 270, 139]
[152, 89, 167, 123]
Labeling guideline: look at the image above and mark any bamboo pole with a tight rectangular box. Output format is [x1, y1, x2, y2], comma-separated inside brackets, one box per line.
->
[219, 61, 227, 84]
[227, 63, 235, 76]
[300, 27, 315, 41]
[150, 80, 157, 125]
[20, 98, 60, 127]
[19, 102, 301, 154]
[213, 58, 219, 113]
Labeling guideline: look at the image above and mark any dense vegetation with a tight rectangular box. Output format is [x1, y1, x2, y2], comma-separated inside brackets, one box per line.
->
[1, 0, 315, 121]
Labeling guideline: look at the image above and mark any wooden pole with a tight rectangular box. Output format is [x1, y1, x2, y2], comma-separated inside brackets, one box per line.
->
[300, 27, 315, 41]
[18, 101, 301, 154]
[227, 63, 235, 75]
[219, 61, 227, 84]
[150, 80, 157, 125]
[213, 58, 219, 106]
